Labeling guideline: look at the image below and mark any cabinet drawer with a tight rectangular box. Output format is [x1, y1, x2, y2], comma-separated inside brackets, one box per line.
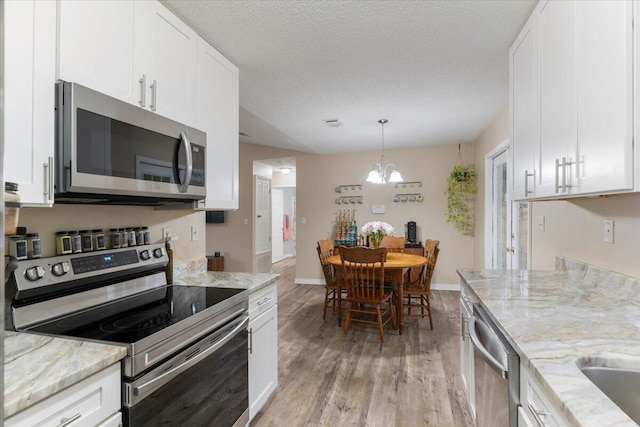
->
[521, 366, 568, 427]
[249, 283, 277, 318]
[6, 363, 121, 427]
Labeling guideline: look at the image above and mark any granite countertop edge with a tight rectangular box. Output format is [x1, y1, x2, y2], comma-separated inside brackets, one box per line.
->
[4, 331, 127, 418]
[174, 271, 280, 294]
[458, 262, 640, 427]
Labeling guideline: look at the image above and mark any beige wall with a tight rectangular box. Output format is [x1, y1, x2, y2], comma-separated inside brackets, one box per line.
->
[471, 107, 510, 269]
[18, 205, 205, 265]
[296, 143, 475, 285]
[205, 142, 303, 272]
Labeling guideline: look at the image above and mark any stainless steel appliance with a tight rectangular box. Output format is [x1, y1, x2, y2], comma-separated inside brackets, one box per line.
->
[5, 245, 249, 426]
[55, 81, 206, 205]
[470, 303, 520, 427]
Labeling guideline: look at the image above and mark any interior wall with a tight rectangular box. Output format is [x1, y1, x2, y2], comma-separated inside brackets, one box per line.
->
[205, 142, 303, 272]
[295, 143, 475, 285]
[18, 205, 205, 265]
[471, 106, 510, 269]
[278, 186, 296, 256]
[531, 195, 640, 277]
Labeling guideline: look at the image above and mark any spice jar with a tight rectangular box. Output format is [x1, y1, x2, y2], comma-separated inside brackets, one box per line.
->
[143, 226, 151, 245]
[69, 231, 82, 253]
[9, 235, 28, 260]
[93, 229, 106, 251]
[110, 228, 121, 249]
[136, 227, 145, 247]
[56, 231, 73, 255]
[121, 228, 129, 248]
[26, 233, 41, 259]
[127, 228, 137, 247]
[4, 182, 20, 235]
[80, 230, 93, 252]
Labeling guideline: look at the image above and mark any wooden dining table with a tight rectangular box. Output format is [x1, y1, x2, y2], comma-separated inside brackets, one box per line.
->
[327, 251, 428, 334]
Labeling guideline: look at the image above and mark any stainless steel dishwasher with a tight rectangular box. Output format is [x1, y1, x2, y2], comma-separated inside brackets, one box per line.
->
[470, 303, 520, 427]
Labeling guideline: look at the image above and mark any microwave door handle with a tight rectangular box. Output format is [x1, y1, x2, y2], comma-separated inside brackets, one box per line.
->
[177, 131, 193, 193]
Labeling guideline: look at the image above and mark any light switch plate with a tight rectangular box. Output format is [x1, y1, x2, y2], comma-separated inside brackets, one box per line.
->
[537, 216, 545, 231]
[604, 219, 614, 244]
[191, 225, 199, 242]
[371, 205, 385, 214]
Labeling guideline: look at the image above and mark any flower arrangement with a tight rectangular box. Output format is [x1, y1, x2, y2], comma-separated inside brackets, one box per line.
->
[445, 164, 477, 235]
[361, 221, 394, 248]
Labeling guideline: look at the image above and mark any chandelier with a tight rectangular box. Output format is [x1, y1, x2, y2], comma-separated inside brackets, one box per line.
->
[366, 119, 403, 184]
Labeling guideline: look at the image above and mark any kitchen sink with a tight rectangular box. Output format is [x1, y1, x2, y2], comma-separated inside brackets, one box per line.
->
[579, 363, 640, 424]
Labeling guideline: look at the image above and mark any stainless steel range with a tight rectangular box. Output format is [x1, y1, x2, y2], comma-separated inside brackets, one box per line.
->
[5, 244, 249, 427]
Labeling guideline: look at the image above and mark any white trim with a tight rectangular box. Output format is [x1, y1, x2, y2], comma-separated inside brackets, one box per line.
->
[432, 283, 460, 291]
[295, 278, 325, 285]
[484, 138, 510, 269]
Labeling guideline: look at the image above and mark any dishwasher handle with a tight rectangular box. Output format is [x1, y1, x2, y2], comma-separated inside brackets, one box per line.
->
[468, 316, 508, 379]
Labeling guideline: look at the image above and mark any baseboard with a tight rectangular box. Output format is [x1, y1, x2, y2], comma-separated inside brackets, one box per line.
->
[295, 279, 459, 291]
[432, 283, 460, 291]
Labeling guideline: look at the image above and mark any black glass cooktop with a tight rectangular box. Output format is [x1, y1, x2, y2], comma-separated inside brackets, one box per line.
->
[27, 286, 245, 344]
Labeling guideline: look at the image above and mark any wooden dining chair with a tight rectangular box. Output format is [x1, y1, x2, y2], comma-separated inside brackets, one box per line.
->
[339, 246, 396, 343]
[317, 240, 346, 326]
[380, 236, 405, 252]
[403, 239, 440, 330]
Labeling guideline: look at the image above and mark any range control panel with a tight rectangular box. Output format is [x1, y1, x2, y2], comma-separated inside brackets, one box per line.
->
[12, 244, 169, 294]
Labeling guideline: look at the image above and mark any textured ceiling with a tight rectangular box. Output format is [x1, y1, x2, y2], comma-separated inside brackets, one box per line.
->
[162, 0, 536, 154]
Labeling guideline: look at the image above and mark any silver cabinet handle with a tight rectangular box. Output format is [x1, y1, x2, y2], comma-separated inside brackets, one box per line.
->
[528, 403, 550, 427]
[43, 156, 54, 201]
[524, 170, 534, 195]
[554, 158, 562, 193]
[460, 315, 469, 340]
[248, 327, 253, 354]
[139, 74, 146, 107]
[175, 131, 193, 193]
[57, 413, 81, 427]
[256, 297, 271, 306]
[564, 157, 573, 190]
[150, 79, 157, 111]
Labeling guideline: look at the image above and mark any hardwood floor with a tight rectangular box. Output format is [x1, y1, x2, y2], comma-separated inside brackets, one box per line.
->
[252, 256, 473, 427]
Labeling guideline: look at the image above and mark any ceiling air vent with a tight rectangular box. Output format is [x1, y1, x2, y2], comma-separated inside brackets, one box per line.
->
[323, 118, 343, 128]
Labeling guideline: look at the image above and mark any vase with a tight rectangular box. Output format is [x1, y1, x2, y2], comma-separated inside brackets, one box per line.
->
[369, 233, 383, 248]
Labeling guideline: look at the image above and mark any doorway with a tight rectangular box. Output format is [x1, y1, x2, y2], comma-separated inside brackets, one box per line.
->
[485, 140, 530, 269]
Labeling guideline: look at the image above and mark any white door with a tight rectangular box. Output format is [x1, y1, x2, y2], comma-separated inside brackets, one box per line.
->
[271, 189, 284, 263]
[254, 176, 271, 273]
[488, 147, 530, 270]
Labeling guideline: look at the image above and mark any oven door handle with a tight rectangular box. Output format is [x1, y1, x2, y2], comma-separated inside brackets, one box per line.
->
[468, 316, 508, 379]
[132, 315, 248, 398]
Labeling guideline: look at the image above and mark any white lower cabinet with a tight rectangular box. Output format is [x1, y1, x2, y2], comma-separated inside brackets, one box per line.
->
[249, 283, 279, 421]
[5, 363, 121, 427]
[459, 282, 476, 420]
[520, 363, 569, 427]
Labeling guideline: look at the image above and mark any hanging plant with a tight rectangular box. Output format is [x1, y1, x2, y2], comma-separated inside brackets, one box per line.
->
[446, 146, 477, 235]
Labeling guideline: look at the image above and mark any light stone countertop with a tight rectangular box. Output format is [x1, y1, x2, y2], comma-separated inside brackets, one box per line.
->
[174, 270, 280, 294]
[4, 331, 127, 418]
[458, 258, 640, 427]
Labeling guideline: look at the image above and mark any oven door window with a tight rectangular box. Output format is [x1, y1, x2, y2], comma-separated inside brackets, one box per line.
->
[123, 317, 248, 426]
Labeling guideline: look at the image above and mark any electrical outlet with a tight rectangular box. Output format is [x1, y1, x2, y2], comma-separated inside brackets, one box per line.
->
[191, 225, 199, 242]
[537, 216, 545, 232]
[604, 219, 614, 244]
[162, 227, 171, 240]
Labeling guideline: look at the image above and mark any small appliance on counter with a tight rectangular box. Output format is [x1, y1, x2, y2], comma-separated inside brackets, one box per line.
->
[405, 221, 423, 248]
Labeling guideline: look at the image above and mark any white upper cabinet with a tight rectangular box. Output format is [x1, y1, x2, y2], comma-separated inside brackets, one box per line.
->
[57, 1, 142, 107]
[537, 0, 577, 197]
[195, 38, 240, 210]
[511, 0, 633, 200]
[57, 0, 197, 127]
[4, 0, 56, 206]
[138, 1, 198, 127]
[510, 12, 539, 200]
[576, 1, 633, 194]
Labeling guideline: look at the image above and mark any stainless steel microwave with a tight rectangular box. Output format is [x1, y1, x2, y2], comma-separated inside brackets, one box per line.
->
[55, 81, 206, 205]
